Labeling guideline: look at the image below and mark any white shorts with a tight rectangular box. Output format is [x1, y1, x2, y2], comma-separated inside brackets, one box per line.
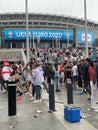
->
[61, 72, 64, 78]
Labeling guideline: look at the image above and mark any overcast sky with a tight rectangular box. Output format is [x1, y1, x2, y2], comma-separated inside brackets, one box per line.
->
[0, 0, 98, 22]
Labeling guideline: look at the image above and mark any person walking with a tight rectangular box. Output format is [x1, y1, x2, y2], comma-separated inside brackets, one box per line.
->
[24, 63, 32, 96]
[83, 58, 91, 99]
[30, 63, 37, 101]
[32, 63, 43, 103]
[54, 64, 61, 92]
[88, 61, 98, 110]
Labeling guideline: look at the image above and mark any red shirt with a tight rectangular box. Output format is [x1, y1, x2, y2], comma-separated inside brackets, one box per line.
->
[88, 66, 95, 81]
[59, 64, 65, 72]
[0, 68, 2, 78]
[57, 52, 60, 57]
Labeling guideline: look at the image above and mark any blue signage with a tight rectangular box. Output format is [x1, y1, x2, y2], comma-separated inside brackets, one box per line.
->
[4, 30, 73, 40]
[77, 30, 95, 44]
[4, 29, 95, 44]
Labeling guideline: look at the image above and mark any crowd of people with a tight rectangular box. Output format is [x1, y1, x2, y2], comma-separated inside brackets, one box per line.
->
[0, 47, 98, 110]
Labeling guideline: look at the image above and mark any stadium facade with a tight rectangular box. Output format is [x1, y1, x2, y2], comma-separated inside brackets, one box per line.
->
[0, 13, 98, 49]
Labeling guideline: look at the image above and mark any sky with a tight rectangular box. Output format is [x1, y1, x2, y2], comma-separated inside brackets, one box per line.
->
[0, 0, 98, 23]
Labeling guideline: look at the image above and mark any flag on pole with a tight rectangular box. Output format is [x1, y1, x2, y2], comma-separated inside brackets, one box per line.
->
[37, 37, 40, 43]
[55, 36, 59, 44]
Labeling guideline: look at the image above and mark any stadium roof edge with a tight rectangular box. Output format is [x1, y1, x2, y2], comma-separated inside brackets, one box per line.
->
[0, 12, 98, 24]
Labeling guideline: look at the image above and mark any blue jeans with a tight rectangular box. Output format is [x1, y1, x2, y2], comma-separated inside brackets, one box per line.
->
[34, 85, 41, 100]
[54, 77, 60, 90]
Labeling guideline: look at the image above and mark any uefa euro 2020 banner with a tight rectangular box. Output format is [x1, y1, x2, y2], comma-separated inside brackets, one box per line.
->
[4, 29, 95, 44]
[4, 30, 73, 40]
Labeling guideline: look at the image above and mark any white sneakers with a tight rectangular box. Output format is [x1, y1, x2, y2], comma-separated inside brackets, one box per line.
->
[25, 92, 30, 95]
[30, 97, 35, 101]
[33, 100, 39, 103]
[90, 106, 98, 110]
[33, 99, 41, 103]
[25, 92, 32, 97]
[39, 99, 41, 103]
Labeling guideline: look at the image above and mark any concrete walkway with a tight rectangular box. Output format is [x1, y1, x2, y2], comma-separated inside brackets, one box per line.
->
[0, 84, 98, 130]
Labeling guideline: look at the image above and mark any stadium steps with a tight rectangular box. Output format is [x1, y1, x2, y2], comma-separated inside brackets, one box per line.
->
[0, 49, 27, 63]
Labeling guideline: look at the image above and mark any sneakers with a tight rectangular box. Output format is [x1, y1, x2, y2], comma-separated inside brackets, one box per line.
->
[39, 99, 41, 103]
[56, 89, 61, 92]
[30, 97, 35, 101]
[45, 93, 49, 96]
[29, 93, 32, 97]
[25, 92, 30, 95]
[25, 92, 32, 96]
[90, 106, 98, 110]
[83, 89, 87, 94]
[18, 92, 23, 96]
[74, 85, 81, 91]
[33, 100, 39, 103]
[94, 109, 98, 112]
[33, 99, 41, 103]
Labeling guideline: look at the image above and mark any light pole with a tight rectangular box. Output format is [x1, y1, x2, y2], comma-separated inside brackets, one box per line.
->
[66, 33, 70, 48]
[33, 30, 35, 49]
[66, 16, 70, 48]
[26, 0, 30, 62]
[84, 0, 88, 58]
[59, 36, 60, 49]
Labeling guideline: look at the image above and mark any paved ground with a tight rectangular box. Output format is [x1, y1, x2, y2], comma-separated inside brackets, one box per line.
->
[0, 84, 98, 130]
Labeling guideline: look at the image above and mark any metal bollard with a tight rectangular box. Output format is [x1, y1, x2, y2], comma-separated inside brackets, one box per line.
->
[66, 83, 73, 104]
[8, 81, 16, 116]
[48, 84, 55, 112]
